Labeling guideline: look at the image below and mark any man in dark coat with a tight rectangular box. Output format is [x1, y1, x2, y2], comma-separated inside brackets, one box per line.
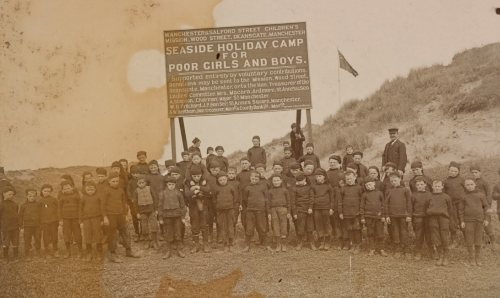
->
[290, 123, 305, 159]
[382, 128, 407, 175]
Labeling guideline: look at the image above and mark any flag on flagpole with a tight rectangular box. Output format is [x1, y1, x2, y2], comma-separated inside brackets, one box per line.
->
[338, 50, 358, 77]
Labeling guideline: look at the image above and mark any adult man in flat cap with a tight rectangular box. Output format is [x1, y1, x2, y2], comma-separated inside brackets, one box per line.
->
[382, 128, 407, 176]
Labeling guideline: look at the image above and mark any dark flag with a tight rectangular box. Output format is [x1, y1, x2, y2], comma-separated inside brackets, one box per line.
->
[338, 50, 358, 77]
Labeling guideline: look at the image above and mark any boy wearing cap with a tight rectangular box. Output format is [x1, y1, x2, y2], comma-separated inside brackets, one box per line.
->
[39, 184, 59, 257]
[214, 171, 238, 251]
[1, 187, 20, 260]
[298, 143, 320, 170]
[136, 151, 149, 175]
[385, 172, 412, 258]
[312, 169, 334, 250]
[342, 146, 355, 171]
[339, 171, 364, 252]
[443, 161, 465, 247]
[409, 161, 433, 193]
[159, 177, 187, 259]
[268, 174, 291, 252]
[242, 171, 269, 251]
[133, 177, 159, 250]
[185, 153, 208, 178]
[188, 137, 202, 156]
[102, 173, 139, 262]
[427, 180, 453, 266]
[470, 165, 495, 249]
[290, 173, 315, 250]
[164, 160, 176, 175]
[20, 189, 42, 257]
[176, 152, 191, 176]
[247, 136, 267, 169]
[80, 182, 103, 261]
[411, 177, 433, 260]
[59, 181, 82, 258]
[360, 176, 387, 256]
[302, 160, 316, 186]
[214, 146, 229, 172]
[184, 166, 210, 253]
[459, 178, 489, 266]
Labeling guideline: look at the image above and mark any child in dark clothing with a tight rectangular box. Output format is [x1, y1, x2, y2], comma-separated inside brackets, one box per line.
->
[159, 177, 187, 259]
[298, 143, 321, 170]
[227, 167, 240, 229]
[20, 189, 41, 257]
[460, 178, 489, 266]
[342, 145, 354, 171]
[185, 153, 208, 178]
[385, 172, 412, 258]
[367, 166, 385, 192]
[206, 162, 221, 244]
[80, 182, 103, 261]
[268, 175, 291, 252]
[291, 173, 315, 250]
[443, 161, 465, 247]
[242, 171, 269, 252]
[352, 151, 369, 179]
[470, 165, 495, 250]
[1, 187, 19, 260]
[237, 158, 252, 232]
[312, 168, 334, 250]
[339, 171, 363, 252]
[302, 160, 316, 186]
[326, 155, 344, 248]
[427, 180, 453, 266]
[39, 184, 59, 257]
[102, 173, 139, 263]
[206, 147, 216, 170]
[360, 177, 387, 256]
[281, 147, 296, 176]
[136, 150, 149, 175]
[134, 177, 159, 249]
[215, 146, 229, 172]
[247, 136, 267, 169]
[409, 161, 433, 192]
[59, 181, 82, 258]
[214, 171, 238, 251]
[81, 171, 94, 189]
[176, 151, 191, 175]
[411, 177, 433, 260]
[184, 166, 210, 253]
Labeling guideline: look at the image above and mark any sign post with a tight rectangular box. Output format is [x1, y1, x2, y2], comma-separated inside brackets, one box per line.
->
[164, 22, 313, 157]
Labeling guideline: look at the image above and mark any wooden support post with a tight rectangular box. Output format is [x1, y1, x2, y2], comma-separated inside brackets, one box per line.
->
[170, 117, 177, 162]
[179, 117, 188, 151]
[296, 109, 302, 128]
[306, 109, 313, 143]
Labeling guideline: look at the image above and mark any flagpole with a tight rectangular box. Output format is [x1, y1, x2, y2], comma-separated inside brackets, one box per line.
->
[337, 48, 341, 107]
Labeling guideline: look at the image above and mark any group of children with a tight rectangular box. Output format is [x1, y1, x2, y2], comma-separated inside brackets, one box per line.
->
[1, 136, 499, 268]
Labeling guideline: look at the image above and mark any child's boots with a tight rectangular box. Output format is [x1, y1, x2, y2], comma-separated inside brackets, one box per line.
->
[475, 245, 482, 266]
[152, 232, 160, 250]
[275, 237, 281, 252]
[3, 247, 9, 261]
[242, 236, 251, 252]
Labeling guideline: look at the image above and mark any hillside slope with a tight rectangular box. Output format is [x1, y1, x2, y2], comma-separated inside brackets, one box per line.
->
[228, 42, 500, 171]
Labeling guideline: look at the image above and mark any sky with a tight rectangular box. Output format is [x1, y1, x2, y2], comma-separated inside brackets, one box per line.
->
[160, 0, 500, 160]
[1, 0, 500, 170]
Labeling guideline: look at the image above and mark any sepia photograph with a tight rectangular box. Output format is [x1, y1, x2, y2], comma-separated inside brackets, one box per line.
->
[1, 0, 500, 297]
